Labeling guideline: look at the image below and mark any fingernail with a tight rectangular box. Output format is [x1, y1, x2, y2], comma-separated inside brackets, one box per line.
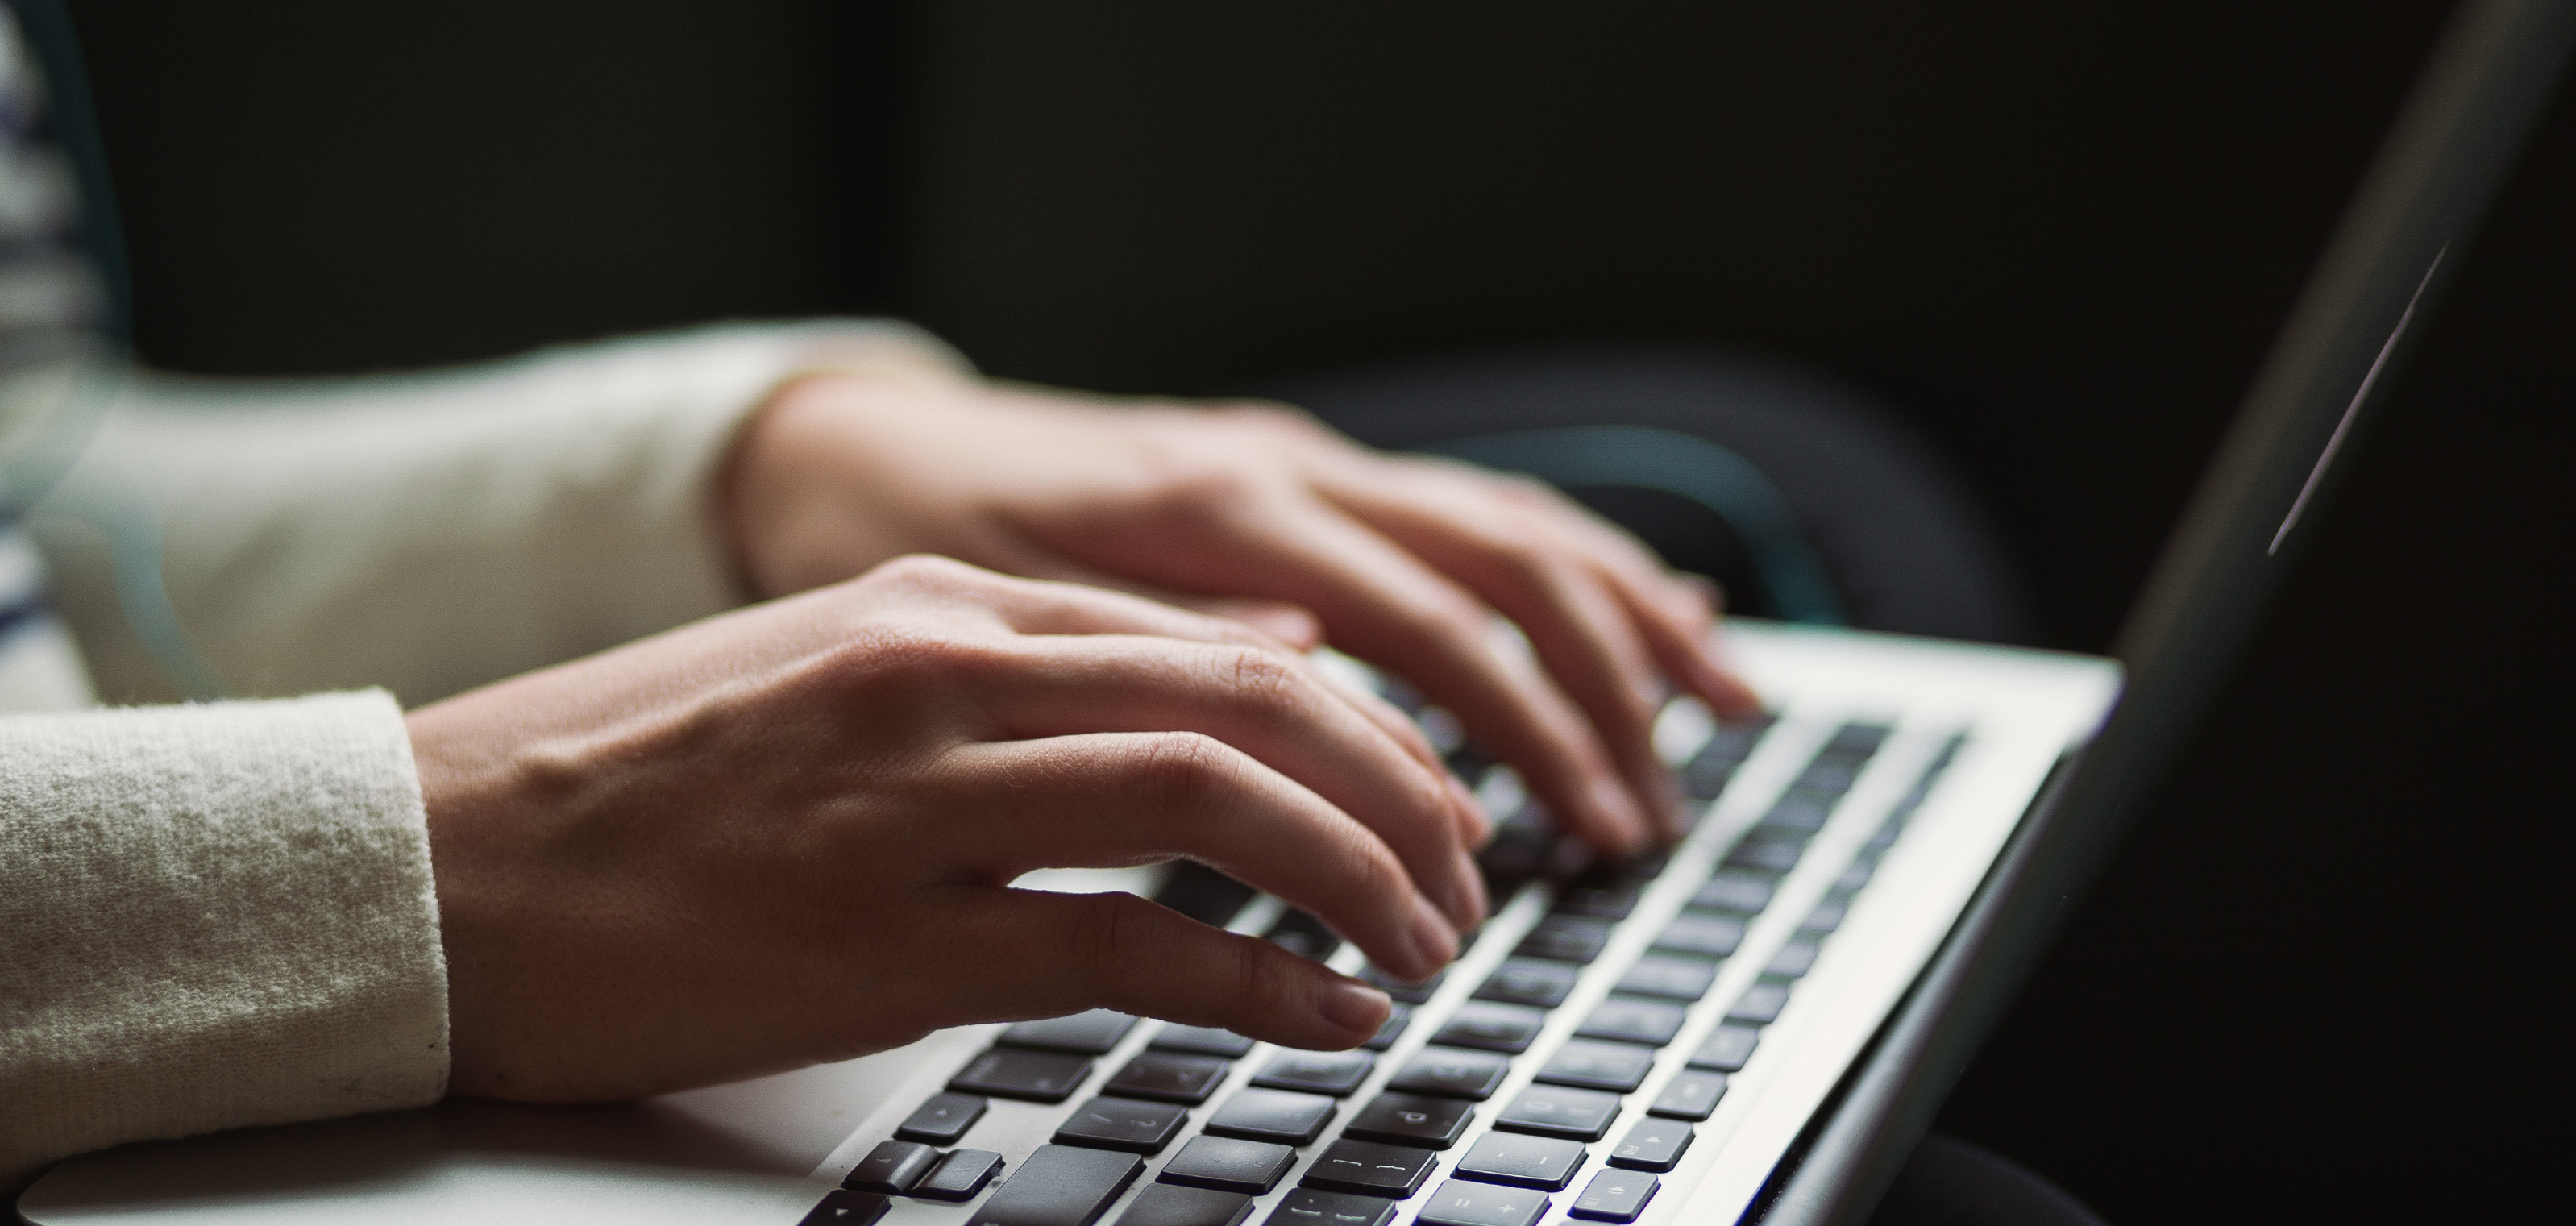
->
[1588, 776, 1650, 857]
[1319, 979, 1393, 1036]
[1409, 893, 1460, 974]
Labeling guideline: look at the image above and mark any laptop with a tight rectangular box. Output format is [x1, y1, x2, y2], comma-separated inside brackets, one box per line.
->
[19, 3, 2570, 1224]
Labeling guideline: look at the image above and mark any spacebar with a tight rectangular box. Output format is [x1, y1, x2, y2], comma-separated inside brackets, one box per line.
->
[970, 1144, 1143, 1226]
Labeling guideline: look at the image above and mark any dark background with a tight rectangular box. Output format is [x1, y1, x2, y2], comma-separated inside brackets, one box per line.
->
[58, 2, 2566, 1220]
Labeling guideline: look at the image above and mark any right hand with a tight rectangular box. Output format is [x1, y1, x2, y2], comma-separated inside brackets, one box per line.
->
[407, 555, 1487, 1103]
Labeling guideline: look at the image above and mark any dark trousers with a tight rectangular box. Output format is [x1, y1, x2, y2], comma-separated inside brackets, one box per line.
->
[1266, 344, 2101, 1226]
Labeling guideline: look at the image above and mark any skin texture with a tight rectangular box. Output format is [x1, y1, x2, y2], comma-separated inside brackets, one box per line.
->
[414, 557, 1481, 1100]
[412, 367, 1764, 1102]
[725, 370, 1763, 852]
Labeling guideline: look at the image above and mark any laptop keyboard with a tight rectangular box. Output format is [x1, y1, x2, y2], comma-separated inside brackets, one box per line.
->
[805, 694, 1966, 1226]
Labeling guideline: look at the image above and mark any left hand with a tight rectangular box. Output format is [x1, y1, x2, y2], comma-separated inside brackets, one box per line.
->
[722, 369, 1765, 855]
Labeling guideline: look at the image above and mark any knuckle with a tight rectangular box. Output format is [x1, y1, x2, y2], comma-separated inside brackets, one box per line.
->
[1229, 932, 1299, 1008]
[818, 621, 1006, 700]
[870, 552, 976, 588]
[1129, 730, 1234, 823]
[1070, 894, 1145, 972]
[1215, 645, 1303, 714]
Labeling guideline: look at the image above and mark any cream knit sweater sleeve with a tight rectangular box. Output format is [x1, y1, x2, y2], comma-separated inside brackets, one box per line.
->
[2, 319, 966, 1192]
[29, 318, 966, 706]
[0, 692, 438, 1187]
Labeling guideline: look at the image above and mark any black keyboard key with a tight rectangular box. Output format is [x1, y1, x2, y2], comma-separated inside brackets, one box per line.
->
[1765, 940, 1822, 979]
[1606, 1117, 1693, 1172]
[1251, 1049, 1373, 1096]
[1535, 1040, 1656, 1093]
[1474, 958, 1580, 1009]
[1647, 1070, 1728, 1120]
[1159, 1135, 1297, 1194]
[1452, 1132, 1588, 1191]
[1760, 794, 1835, 833]
[1797, 899, 1847, 935]
[1616, 955, 1716, 1002]
[1689, 1025, 1761, 1072]
[803, 1190, 891, 1226]
[1575, 998, 1687, 1047]
[1654, 913, 1744, 959]
[1477, 823, 1553, 900]
[917, 1149, 1008, 1201]
[953, 1048, 1097, 1103]
[1724, 835, 1805, 875]
[1003, 1010, 1139, 1054]
[1794, 763, 1862, 795]
[1681, 758, 1738, 800]
[1263, 1188, 1398, 1226]
[1361, 1003, 1412, 1052]
[1155, 862, 1261, 928]
[1343, 1091, 1475, 1149]
[1825, 723, 1892, 756]
[1106, 1052, 1232, 1104]
[1553, 881, 1643, 921]
[1204, 1088, 1338, 1145]
[1834, 859, 1878, 892]
[1117, 1184, 1254, 1226]
[1386, 1047, 1512, 1099]
[845, 1138, 941, 1193]
[1153, 1025, 1257, 1058]
[1266, 910, 1343, 960]
[1300, 1138, 1438, 1199]
[975, 1145, 1144, 1226]
[1054, 1096, 1190, 1155]
[898, 1091, 990, 1145]
[1432, 1002, 1547, 1054]
[1493, 1084, 1622, 1141]
[1727, 982, 1792, 1024]
[1361, 964, 1446, 1004]
[1514, 915, 1614, 964]
[1418, 1179, 1552, 1226]
[1690, 874, 1776, 914]
[1568, 1170, 1660, 1223]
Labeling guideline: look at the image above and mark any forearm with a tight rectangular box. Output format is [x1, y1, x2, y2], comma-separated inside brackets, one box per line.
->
[28, 320, 966, 704]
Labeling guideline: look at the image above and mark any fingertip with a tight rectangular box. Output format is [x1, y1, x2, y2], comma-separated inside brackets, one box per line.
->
[1407, 893, 1460, 977]
[1446, 775, 1494, 847]
[1585, 776, 1652, 858]
[1451, 845, 1492, 925]
[1318, 979, 1393, 1042]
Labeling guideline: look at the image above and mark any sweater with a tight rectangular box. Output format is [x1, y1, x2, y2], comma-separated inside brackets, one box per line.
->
[1, 318, 966, 1194]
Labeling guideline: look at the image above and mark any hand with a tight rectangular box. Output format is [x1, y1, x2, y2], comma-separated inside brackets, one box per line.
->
[409, 555, 1485, 1101]
[725, 372, 1764, 855]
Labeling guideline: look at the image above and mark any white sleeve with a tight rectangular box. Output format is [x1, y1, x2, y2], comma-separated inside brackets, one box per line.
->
[0, 691, 438, 1191]
[27, 318, 967, 705]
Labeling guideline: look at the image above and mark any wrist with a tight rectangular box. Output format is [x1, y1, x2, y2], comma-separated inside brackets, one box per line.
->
[720, 368, 956, 600]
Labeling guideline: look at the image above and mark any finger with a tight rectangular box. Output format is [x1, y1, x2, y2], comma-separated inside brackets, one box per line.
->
[1484, 478, 1768, 719]
[978, 635, 1485, 930]
[941, 887, 1391, 1050]
[924, 559, 1483, 850]
[1315, 474, 1686, 838]
[934, 731, 1461, 982]
[974, 545, 1332, 650]
[1154, 497, 1653, 856]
